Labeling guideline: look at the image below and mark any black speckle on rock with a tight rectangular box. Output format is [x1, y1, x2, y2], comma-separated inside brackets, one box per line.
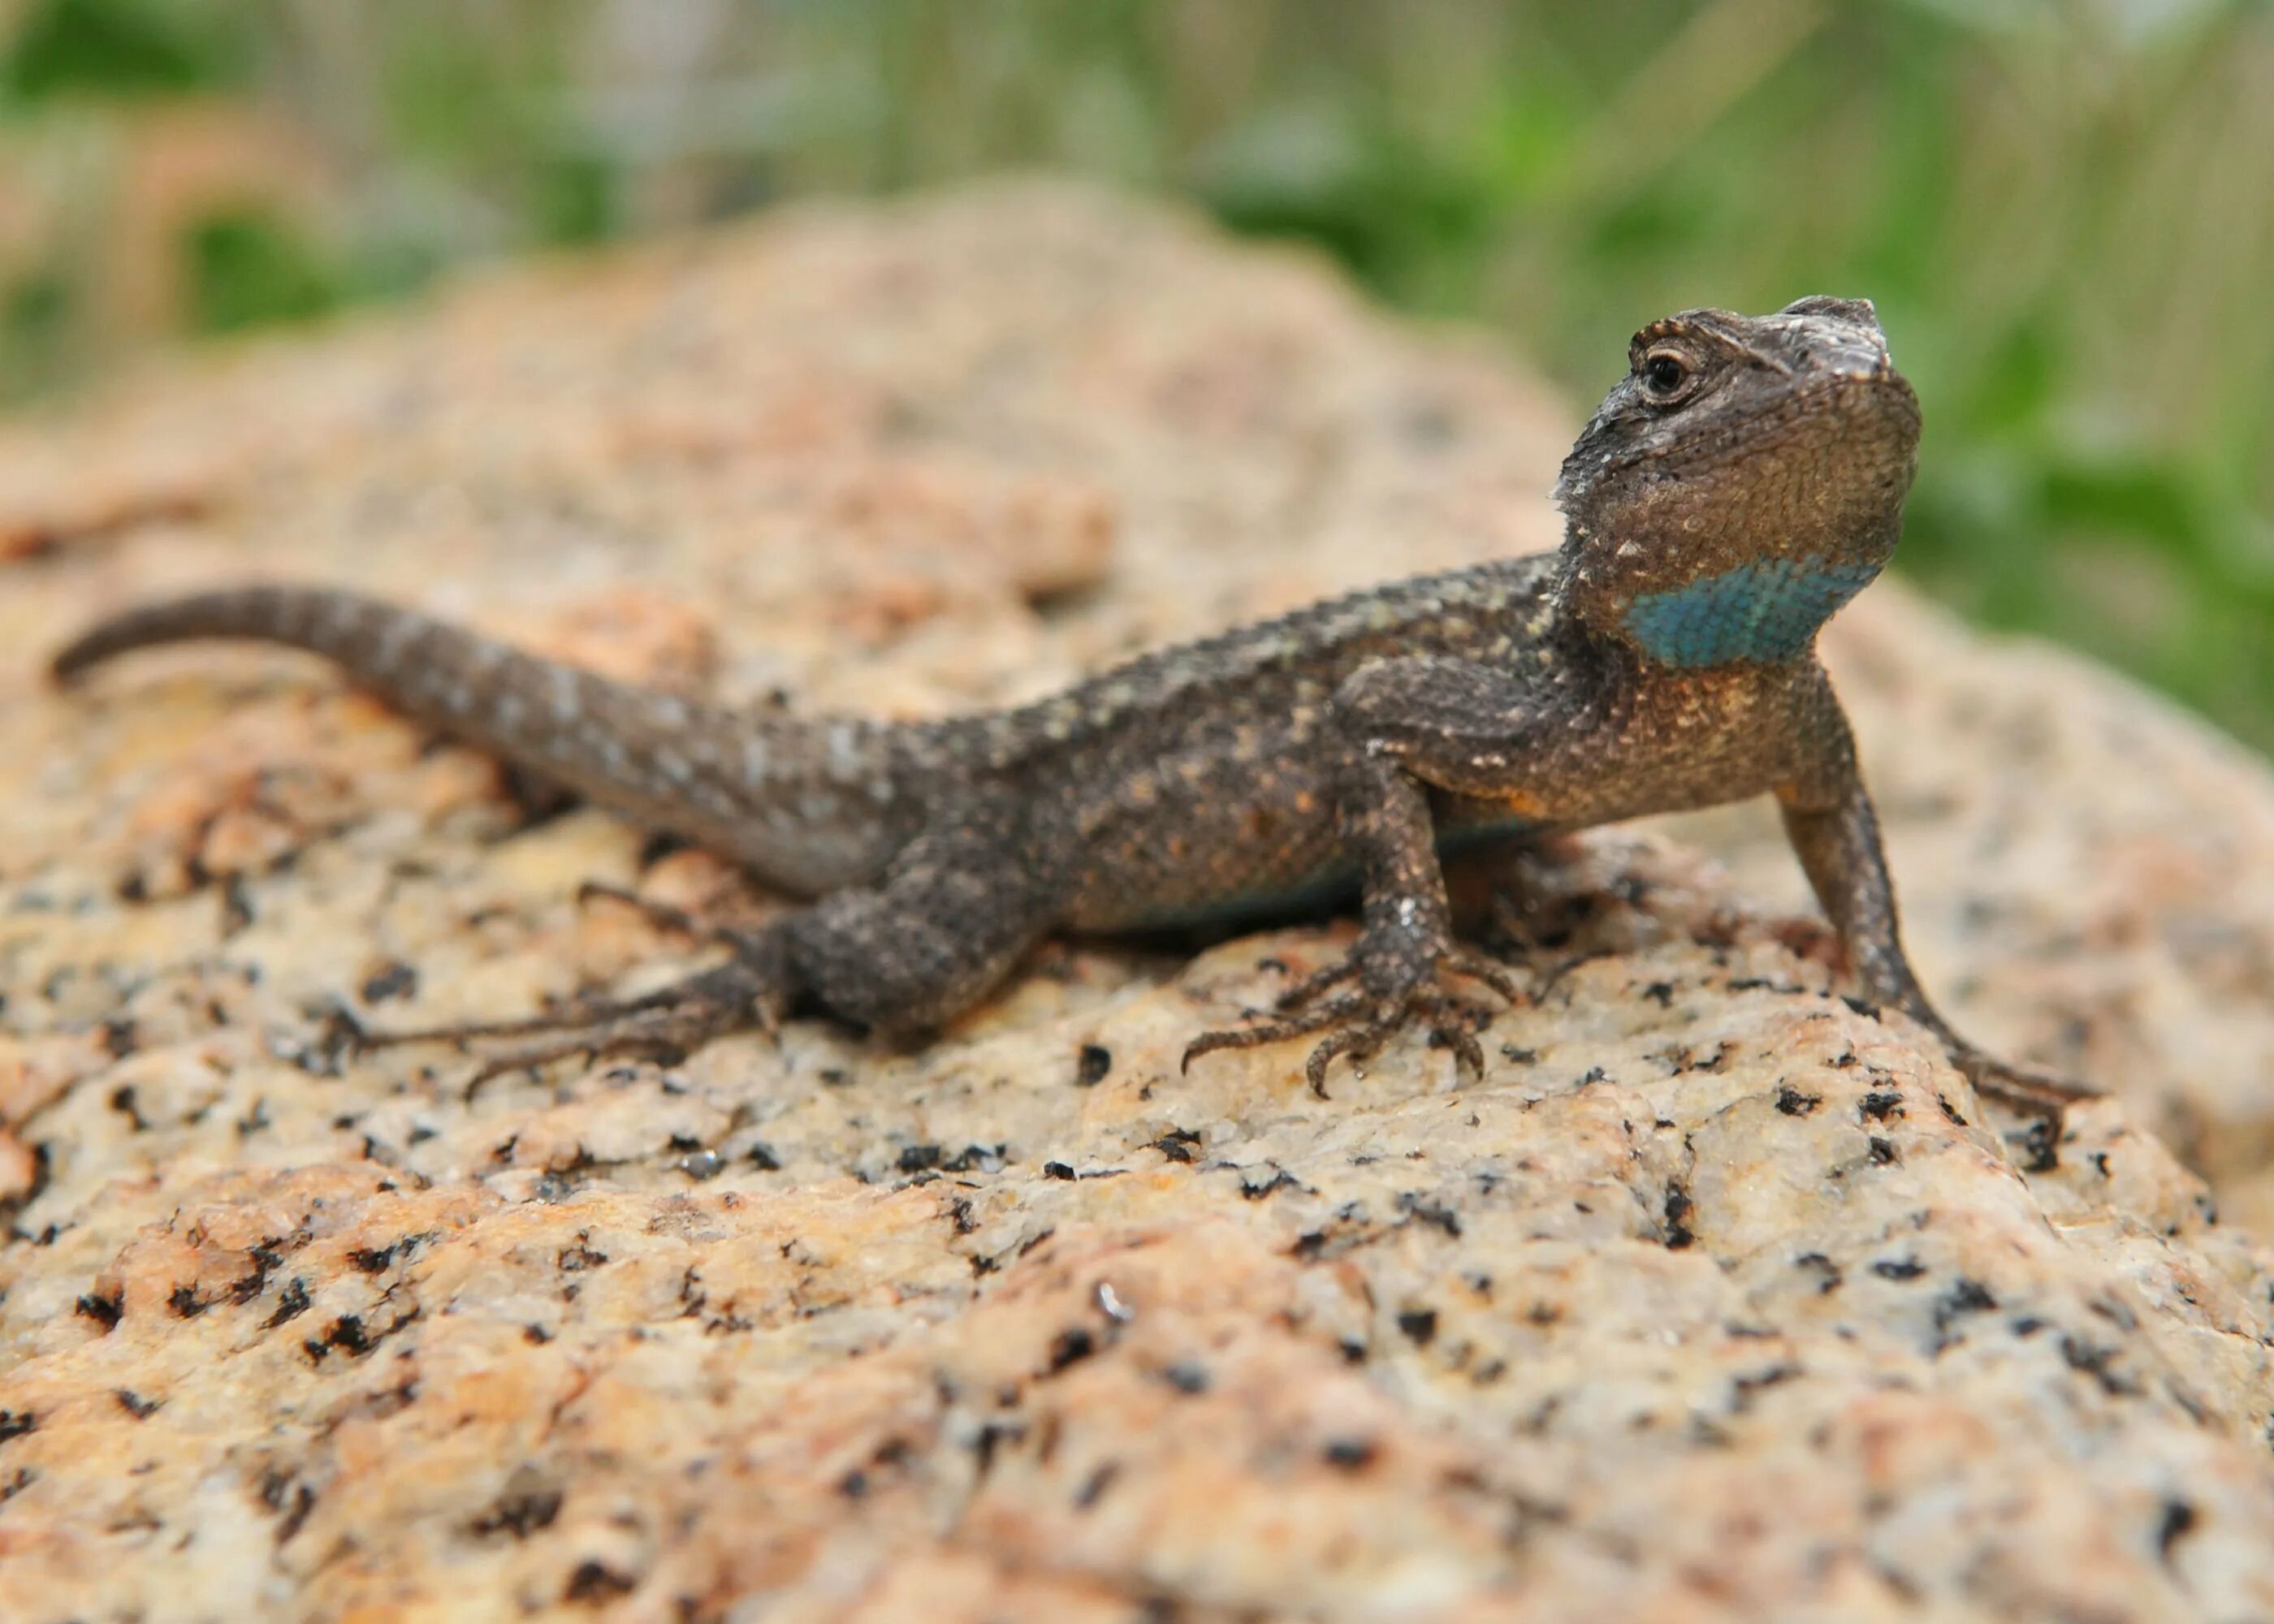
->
[1662, 1185, 1695, 1250]
[1397, 1308, 1439, 1346]
[1841, 996, 1879, 1019]
[2016, 1119, 2060, 1173]
[564, 1560, 637, 1603]
[1322, 1437, 1378, 1471]
[219, 873, 257, 935]
[0, 1410, 34, 1444]
[305, 1315, 370, 1360]
[2060, 1334, 2142, 1397]
[1151, 1128, 1202, 1164]
[1048, 1328, 1097, 1372]
[361, 960, 419, 1004]
[1795, 1252, 1842, 1294]
[1775, 1085, 1821, 1116]
[557, 1240, 608, 1272]
[115, 1389, 160, 1419]
[1043, 1160, 1075, 1181]
[233, 1246, 286, 1310]
[1728, 1362, 1802, 1412]
[1872, 1258, 1927, 1281]
[263, 1273, 313, 1319]
[1074, 1460, 1121, 1510]
[1396, 1193, 1462, 1237]
[347, 1242, 401, 1274]
[101, 1018, 140, 1060]
[897, 1143, 942, 1174]
[1163, 1362, 1209, 1395]
[469, 1471, 562, 1540]
[746, 1142, 781, 1171]
[76, 1292, 123, 1330]
[270, 1476, 316, 1544]
[302, 1308, 417, 1363]
[1932, 1277, 1998, 1336]
[264, 1278, 311, 1328]
[1859, 1091, 1904, 1121]
[1075, 1044, 1113, 1086]
[1242, 1168, 1299, 1200]
[1868, 1137, 1899, 1166]
[108, 1084, 149, 1132]
[2156, 1498, 2197, 1564]
[168, 1285, 209, 1319]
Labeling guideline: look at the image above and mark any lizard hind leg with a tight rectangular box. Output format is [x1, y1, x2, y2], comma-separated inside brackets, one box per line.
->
[358, 932, 793, 1088]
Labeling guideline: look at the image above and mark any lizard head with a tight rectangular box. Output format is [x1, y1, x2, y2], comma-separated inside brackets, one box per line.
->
[1552, 296, 1921, 669]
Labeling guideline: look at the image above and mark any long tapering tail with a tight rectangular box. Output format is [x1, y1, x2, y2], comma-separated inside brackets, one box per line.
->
[53, 585, 910, 891]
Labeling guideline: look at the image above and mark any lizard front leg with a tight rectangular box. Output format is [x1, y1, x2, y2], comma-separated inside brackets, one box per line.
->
[1183, 657, 1536, 1095]
[1777, 712, 2099, 1122]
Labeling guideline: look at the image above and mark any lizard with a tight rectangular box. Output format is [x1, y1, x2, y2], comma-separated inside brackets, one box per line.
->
[50, 296, 2094, 1120]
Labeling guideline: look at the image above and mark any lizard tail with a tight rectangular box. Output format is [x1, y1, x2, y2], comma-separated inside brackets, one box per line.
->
[53, 585, 910, 892]
[52, 586, 361, 682]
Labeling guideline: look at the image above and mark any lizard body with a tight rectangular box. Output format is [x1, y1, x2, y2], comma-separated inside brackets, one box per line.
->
[54, 297, 2092, 1116]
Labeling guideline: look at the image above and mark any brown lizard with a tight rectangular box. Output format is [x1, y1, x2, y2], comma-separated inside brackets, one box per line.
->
[53, 296, 2093, 1120]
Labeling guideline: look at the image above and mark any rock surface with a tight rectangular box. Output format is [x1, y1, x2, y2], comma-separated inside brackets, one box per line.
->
[2, 182, 2272, 1623]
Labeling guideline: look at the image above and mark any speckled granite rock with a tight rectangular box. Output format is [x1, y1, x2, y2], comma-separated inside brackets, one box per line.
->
[2, 183, 2273, 1623]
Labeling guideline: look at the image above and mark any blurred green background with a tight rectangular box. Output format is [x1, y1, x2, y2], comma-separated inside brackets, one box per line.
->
[0, 0, 2267, 746]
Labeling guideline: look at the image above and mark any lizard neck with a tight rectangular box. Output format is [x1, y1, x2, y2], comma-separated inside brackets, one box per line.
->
[1553, 503, 1900, 672]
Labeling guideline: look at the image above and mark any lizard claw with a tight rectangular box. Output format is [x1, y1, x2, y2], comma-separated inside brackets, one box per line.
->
[356, 939, 791, 1090]
[1184, 942, 1524, 1097]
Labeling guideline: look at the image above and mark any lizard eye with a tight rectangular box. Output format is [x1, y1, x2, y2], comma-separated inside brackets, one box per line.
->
[1641, 350, 1693, 400]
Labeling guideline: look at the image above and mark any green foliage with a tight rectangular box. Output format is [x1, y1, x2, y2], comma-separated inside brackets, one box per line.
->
[181, 207, 340, 334]
[0, 0, 241, 103]
[532, 152, 620, 247]
[0, 0, 2267, 746]
[0, 269, 71, 400]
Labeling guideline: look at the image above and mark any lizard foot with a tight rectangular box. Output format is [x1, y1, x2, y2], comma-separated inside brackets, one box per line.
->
[1183, 944, 1525, 1098]
[358, 939, 789, 1090]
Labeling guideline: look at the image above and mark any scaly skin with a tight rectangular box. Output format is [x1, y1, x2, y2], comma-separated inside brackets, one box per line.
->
[52, 297, 2095, 1118]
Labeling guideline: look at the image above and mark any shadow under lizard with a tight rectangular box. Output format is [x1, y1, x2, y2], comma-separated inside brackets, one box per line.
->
[52, 297, 2094, 1120]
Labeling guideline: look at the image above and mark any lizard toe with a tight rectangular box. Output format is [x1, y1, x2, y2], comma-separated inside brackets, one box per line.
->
[1952, 1047, 2101, 1127]
[1182, 988, 1370, 1074]
[1273, 956, 1363, 1013]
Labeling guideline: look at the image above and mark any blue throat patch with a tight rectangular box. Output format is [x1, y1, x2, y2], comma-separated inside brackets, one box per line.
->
[1622, 556, 1880, 667]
